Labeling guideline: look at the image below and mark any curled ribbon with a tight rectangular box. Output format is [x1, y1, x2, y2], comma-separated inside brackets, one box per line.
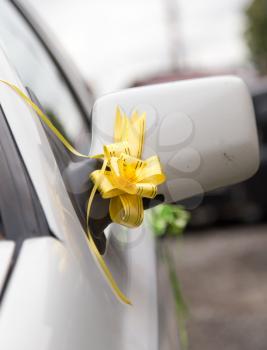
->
[91, 108, 166, 228]
[0, 80, 166, 305]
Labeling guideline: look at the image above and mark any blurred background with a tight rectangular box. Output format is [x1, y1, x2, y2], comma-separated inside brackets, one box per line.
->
[23, 0, 267, 349]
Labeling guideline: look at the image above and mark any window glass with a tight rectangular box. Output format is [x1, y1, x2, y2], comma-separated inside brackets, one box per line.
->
[0, 0, 90, 153]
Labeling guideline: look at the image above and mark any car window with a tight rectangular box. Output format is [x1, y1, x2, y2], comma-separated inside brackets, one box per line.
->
[0, 0, 90, 153]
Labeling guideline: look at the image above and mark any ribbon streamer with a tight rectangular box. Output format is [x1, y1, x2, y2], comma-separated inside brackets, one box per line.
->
[0, 79, 165, 305]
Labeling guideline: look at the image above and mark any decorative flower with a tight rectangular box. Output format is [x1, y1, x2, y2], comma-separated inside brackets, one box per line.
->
[90, 107, 166, 227]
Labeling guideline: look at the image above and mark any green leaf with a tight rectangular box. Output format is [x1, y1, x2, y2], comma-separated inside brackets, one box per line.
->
[149, 204, 190, 237]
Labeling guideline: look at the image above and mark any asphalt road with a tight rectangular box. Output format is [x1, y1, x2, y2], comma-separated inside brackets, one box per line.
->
[167, 224, 267, 350]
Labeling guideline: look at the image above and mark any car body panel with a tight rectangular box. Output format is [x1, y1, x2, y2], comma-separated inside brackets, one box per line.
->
[0, 241, 14, 291]
[0, 19, 159, 350]
[0, 236, 158, 350]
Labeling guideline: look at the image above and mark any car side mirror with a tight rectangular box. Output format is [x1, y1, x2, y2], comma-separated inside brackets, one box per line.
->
[90, 76, 259, 203]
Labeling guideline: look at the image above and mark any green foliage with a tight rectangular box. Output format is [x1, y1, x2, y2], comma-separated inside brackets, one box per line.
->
[245, 0, 267, 73]
[150, 205, 190, 349]
[163, 244, 189, 350]
[149, 204, 190, 237]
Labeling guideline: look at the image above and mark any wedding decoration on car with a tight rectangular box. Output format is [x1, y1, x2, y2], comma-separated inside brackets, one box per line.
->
[0, 80, 166, 305]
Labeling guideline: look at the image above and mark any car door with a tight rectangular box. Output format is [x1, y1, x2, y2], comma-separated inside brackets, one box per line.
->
[0, 1, 160, 350]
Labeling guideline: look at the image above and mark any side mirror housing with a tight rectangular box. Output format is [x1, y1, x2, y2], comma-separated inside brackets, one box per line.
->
[90, 76, 259, 203]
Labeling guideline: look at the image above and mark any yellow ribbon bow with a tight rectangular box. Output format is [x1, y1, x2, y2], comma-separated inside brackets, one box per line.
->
[0, 80, 166, 305]
[90, 107, 166, 228]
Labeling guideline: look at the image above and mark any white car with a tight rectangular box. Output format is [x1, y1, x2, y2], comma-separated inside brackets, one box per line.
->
[0, 1, 259, 350]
